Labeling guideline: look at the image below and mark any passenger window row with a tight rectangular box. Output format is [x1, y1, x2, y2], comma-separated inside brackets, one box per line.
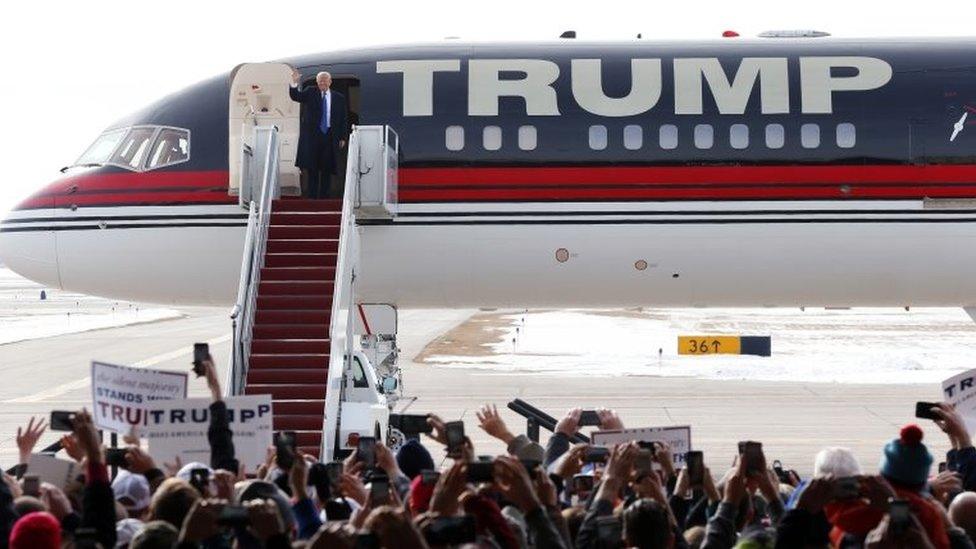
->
[443, 123, 856, 152]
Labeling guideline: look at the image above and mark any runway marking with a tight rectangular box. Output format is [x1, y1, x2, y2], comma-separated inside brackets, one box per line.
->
[4, 333, 231, 404]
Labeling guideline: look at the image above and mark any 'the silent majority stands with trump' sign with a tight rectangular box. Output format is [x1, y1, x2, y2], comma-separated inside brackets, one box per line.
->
[943, 367, 976, 432]
[91, 361, 188, 433]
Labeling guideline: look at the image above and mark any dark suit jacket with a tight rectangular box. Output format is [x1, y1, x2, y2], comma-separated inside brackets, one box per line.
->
[288, 86, 348, 170]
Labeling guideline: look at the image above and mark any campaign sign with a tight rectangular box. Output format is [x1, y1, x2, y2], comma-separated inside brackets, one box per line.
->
[943, 368, 976, 432]
[591, 425, 692, 466]
[146, 395, 273, 468]
[91, 361, 188, 433]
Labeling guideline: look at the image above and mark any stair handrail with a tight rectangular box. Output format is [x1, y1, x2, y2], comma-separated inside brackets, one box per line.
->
[229, 126, 281, 396]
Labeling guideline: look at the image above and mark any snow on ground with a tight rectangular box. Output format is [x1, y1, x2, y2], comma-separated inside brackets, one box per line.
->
[426, 308, 976, 384]
[0, 268, 182, 345]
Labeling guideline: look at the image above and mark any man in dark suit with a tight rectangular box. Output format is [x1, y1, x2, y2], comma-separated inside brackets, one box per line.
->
[289, 69, 348, 199]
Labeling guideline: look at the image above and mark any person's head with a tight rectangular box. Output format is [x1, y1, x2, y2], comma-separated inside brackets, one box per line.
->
[148, 478, 200, 529]
[879, 424, 933, 490]
[683, 525, 706, 549]
[237, 480, 295, 531]
[622, 498, 673, 549]
[113, 470, 152, 515]
[129, 520, 178, 549]
[10, 512, 61, 549]
[397, 439, 435, 480]
[116, 518, 145, 548]
[13, 496, 47, 517]
[949, 491, 976, 541]
[813, 447, 862, 478]
[316, 71, 332, 92]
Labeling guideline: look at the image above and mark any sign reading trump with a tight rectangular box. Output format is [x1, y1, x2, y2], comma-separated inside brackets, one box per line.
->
[91, 361, 188, 433]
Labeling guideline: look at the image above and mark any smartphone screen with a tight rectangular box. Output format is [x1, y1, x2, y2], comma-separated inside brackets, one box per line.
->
[370, 477, 390, 506]
[584, 447, 610, 463]
[466, 461, 494, 483]
[421, 470, 440, 486]
[686, 451, 704, 485]
[742, 441, 763, 475]
[833, 476, 861, 499]
[105, 448, 128, 468]
[357, 436, 377, 468]
[635, 449, 653, 476]
[190, 468, 210, 495]
[390, 414, 433, 434]
[275, 431, 297, 470]
[573, 474, 595, 493]
[217, 505, 249, 527]
[22, 475, 40, 497]
[192, 343, 209, 377]
[915, 401, 942, 421]
[50, 410, 75, 432]
[888, 500, 910, 534]
[578, 410, 601, 426]
[445, 421, 465, 452]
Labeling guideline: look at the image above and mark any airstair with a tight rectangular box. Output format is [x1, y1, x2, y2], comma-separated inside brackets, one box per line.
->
[228, 122, 398, 459]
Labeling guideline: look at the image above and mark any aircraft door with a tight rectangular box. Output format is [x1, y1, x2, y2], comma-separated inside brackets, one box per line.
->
[229, 63, 301, 199]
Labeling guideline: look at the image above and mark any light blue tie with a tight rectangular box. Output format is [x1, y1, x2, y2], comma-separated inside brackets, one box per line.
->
[319, 93, 330, 135]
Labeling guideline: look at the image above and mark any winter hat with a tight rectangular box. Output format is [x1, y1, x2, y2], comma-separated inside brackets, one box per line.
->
[408, 474, 435, 514]
[396, 439, 435, 480]
[879, 424, 933, 487]
[10, 512, 61, 549]
[115, 518, 145, 548]
[113, 470, 152, 511]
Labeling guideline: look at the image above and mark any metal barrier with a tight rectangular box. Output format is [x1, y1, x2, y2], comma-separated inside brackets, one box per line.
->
[506, 398, 590, 444]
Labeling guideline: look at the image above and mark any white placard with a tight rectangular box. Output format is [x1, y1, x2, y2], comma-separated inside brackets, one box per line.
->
[91, 361, 188, 433]
[146, 395, 273, 469]
[27, 454, 79, 490]
[591, 426, 692, 466]
[943, 368, 976, 431]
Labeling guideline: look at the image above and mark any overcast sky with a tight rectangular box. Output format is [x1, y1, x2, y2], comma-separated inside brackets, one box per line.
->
[0, 0, 974, 214]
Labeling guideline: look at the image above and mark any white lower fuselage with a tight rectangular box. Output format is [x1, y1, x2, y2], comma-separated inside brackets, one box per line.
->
[3, 199, 976, 308]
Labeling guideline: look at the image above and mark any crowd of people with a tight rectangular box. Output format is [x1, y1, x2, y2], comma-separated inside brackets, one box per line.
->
[1, 357, 975, 549]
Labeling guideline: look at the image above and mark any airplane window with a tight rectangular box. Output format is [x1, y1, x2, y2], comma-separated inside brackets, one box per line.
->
[623, 125, 643, 150]
[146, 128, 190, 170]
[518, 125, 537, 151]
[659, 125, 678, 150]
[445, 126, 464, 151]
[589, 125, 608, 150]
[801, 123, 820, 149]
[730, 124, 749, 150]
[109, 127, 156, 169]
[694, 124, 713, 149]
[765, 124, 785, 149]
[836, 123, 856, 148]
[75, 129, 127, 166]
[483, 126, 502, 151]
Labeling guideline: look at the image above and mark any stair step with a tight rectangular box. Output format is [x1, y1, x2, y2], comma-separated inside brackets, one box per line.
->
[258, 281, 333, 296]
[260, 267, 335, 282]
[269, 225, 340, 240]
[251, 339, 330, 354]
[264, 253, 337, 268]
[271, 212, 342, 225]
[273, 415, 325, 431]
[253, 324, 329, 339]
[266, 240, 339, 254]
[244, 384, 326, 400]
[292, 431, 323, 447]
[274, 400, 326, 415]
[255, 309, 330, 325]
[247, 368, 329, 384]
[275, 199, 342, 212]
[249, 354, 329, 369]
[256, 295, 332, 311]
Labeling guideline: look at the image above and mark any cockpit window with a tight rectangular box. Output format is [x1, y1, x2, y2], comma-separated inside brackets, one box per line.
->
[75, 129, 126, 166]
[72, 126, 191, 172]
[146, 128, 190, 169]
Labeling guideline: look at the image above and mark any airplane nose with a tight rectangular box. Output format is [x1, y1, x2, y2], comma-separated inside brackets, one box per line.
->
[0, 200, 62, 289]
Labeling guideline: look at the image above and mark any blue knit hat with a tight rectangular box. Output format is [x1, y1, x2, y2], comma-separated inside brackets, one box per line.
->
[879, 424, 932, 487]
[397, 439, 435, 480]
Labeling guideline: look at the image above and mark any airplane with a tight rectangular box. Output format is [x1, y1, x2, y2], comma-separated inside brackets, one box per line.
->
[952, 112, 968, 142]
[4, 36, 976, 311]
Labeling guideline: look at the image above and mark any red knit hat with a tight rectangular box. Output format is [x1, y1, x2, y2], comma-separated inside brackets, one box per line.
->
[408, 475, 435, 515]
[10, 512, 61, 549]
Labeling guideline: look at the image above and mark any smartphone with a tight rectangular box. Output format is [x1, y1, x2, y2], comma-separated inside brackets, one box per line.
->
[915, 401, 942, 421]
[357, 436, 377, 469]
[370, 476, 390, 506]
[354, 533, 380, 549]
[325, 499, 353, 521]
[421, 469, 441, 486]
[578, 410, 601, 427]
[216, 505, 249, 527]
[466, 461, 494, 483]
[939, 461, 948, 473]
[190, 468, 210, 496]
[192, 343, 210, 377]
[888, 499, 910, 535]
[105, 448, 128, 468]
[584, 446, 610, 463]
[596, 516, 622, 547]
[833, 476, 861, 500]
[445, 421, 465, 454]
[423, 515, 477, 545]
[275, 431, 297, 470]
[685, 451, 704, 485]
[573, 474, 595, 493]
[635, 449, 653, 476]
[520, 459, 541, 479]
[325, 462, 343, 487]
[740, 441, 764, 476]
[22, 475, 40, 497]
[50, 410, 75, 432]
[388, 414, 433, 434]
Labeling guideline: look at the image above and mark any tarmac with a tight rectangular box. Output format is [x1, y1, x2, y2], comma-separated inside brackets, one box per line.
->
[0, 305, 955, 476]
